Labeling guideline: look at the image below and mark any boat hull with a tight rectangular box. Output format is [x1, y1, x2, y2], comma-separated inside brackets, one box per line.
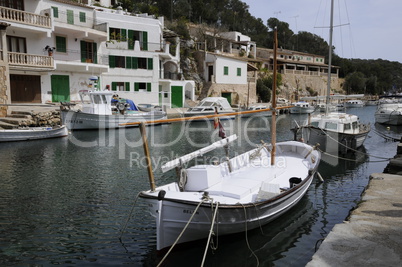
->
[183, 111, 236, 121]
[0, 126, 68, 142]
[297, 126, 369, 153]
[61, 110, 167, 130]
[139, 140, 320, 250]
[375, 106, 402, 125]
[289, 107, 315, 114]
[141, 173, 314, 250]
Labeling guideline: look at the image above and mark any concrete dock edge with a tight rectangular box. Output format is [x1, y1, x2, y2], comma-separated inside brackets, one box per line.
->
[307, 172, 402, 266]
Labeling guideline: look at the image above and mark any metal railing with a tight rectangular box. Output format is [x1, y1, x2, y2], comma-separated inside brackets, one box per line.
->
[0, 6, 51, 28]
[8, 52, 53, 68]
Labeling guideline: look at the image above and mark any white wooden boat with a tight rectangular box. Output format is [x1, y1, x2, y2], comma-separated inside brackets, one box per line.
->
[60, 90, 167, 130]
[184, 97, 235, 121]
[0, 125, 68, 142]
[365, 99, 378, 106]
[139, 135, 321, 250]
[289, 101, 315, 114]
[138, 28, 321, 253]
[291, 0, 370, 154]
[375, 103, 402, 125]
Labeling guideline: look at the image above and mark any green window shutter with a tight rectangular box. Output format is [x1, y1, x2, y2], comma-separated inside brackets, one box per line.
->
[125, 82, 130, 91]
[134, 82, 140, 91]
[237, 67, 241, 76]
[126, 57, 132, 69]
[132, 57, 138, 69]
[93, 43, 97, 64]
[79, 12, 86, 23]
[128, 30, 134, 50]
[55, 36, 66, 53]
[109, 55, 115, 68]
[147, 83, 151, 92]
[121, 29, 127, 41]
[52, 7, 58, 18]
[67, 10, 74, 25]
[224, 66, 229, 75]
[147, 58, 153, 70]
[80, 41, 86, 62]
[142, 32, 148, 51]
[111, 82, 117, 91]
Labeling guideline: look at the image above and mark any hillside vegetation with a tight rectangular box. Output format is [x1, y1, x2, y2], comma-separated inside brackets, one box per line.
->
[113, 0, 402, 95]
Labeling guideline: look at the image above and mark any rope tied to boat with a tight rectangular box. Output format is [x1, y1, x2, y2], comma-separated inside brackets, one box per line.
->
[240, 203, 260, 266]
[201, 201, 220, 267]
[119, 192, 141, 241]
[157, 198, 210, 267]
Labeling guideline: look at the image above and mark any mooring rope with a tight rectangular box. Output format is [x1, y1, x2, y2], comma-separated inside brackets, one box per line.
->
[241, 204, 259, 267]
[157, 198, 208, 267]
[119, 192, 141, 241]
[372, 127, 401, 142]
[201, 202, 219, 267]
[315, 127, 393, 161]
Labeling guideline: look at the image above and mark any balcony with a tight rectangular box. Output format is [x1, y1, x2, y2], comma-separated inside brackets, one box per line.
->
[8, 52, 54, 70]
[0, 6, 51, 28]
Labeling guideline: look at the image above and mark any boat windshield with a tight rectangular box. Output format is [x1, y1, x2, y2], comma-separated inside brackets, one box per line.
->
[200, 101, 216, 107]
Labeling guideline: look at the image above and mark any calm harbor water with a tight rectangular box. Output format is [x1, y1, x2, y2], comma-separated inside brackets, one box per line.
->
[0, 106, 400, 266]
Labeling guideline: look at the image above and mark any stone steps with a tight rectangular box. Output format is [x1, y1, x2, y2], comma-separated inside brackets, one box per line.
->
[0, 120, 17, 129]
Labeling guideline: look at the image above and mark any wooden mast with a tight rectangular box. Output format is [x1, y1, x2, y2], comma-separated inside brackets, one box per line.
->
[271, 27, 278, 166]
[139, 122, 156, 192]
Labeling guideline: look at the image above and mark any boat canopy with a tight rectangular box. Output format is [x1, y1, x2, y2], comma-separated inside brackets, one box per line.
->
[198, 97, 232, 110]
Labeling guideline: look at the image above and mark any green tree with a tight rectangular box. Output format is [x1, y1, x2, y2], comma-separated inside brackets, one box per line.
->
[344, 72, 366, 94]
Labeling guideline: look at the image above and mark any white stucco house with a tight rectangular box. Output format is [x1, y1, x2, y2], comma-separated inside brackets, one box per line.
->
[0, 0, 195, 109]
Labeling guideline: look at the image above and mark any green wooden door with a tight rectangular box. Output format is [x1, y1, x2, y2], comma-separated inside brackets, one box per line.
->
[221, 92, 232, 105]
[171, 86, 183, 108]
[51, 75, 70, 102]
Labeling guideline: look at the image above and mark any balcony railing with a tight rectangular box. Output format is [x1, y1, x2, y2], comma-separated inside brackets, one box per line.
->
[0, 6, 51, 28]
[8, 52, 53, 68]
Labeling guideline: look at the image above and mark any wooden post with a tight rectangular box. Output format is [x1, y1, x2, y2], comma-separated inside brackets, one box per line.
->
[271, 27, 278, 166]
[139, 122, 156, 192]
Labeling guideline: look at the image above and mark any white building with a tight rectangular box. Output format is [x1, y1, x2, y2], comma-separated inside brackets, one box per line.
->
[0, 0, 194, 109]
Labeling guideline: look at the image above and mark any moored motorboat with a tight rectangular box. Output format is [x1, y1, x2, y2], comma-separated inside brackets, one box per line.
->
[289, 101, 315, 114]
[375, 103, 402, 125]
[60, 90, 167, 130]
[0, 125, 68, 142]
[184, 97, 235, 121]
[291, 0, 370, 154]
[345, 99, 365, 108]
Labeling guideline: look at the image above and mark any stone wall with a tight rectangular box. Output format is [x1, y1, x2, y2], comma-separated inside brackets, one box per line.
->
[278, 73, 344, 101]
[0, 66, 7, 117]
[203, 82, 257, 106]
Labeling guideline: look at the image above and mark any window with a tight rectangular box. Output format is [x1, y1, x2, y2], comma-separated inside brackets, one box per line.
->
[67, 10, 74, 25]
[134, 82, 151, 92]
[79, 12, 86, 23]
[109, 28, 127, 41]
[1, 0, 24, 10]
[138, 58, 147, 69]
[51, 6, 59, 18]
[81, 41, 97, 63]
[325, 122, 338, 130]
[224, 66, 229, 75]
[109, 55, 125, 68]
[311, 121, 319, 127]
[112, 82, 130, 91]
[56, 36, 66, 53]
[6, 36, 26, 53]
[344, 123, 351, 131]
[352, 121, 358, 129]
[237, 67, 241, 76]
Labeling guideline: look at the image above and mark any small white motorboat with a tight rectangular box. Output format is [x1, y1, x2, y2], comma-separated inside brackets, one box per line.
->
[184, 97, 235, 121]
[289, 101, 315, 114]
[375, 103, 402, 125]
[0, 125, 68, 142]
[60, 90, 167, 130]
[345, 99, 365, 108]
